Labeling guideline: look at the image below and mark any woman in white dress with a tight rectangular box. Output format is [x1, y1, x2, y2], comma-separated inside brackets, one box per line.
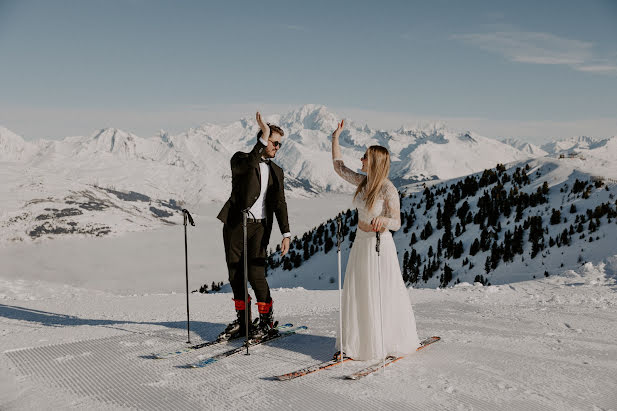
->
[332, 119, 421, 361]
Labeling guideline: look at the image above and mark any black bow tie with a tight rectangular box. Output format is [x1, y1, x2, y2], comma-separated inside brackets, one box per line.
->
[260, 158, 270, 164]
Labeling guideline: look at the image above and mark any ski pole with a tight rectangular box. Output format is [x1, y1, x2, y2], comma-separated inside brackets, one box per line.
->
[376, 231, 385, 374]
[182, 209, 195, 344]
[243, 209, 250, 355]
[336, 215, 344, 367]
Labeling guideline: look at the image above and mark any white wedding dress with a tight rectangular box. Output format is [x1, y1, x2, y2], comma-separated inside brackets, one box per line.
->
[334, 159, 421, 361]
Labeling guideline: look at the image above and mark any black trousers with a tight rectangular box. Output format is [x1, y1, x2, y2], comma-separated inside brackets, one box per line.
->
[222, 220, 271, 303]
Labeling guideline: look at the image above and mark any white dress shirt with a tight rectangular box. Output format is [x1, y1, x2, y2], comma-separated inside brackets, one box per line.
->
[249, 137, 290, 238]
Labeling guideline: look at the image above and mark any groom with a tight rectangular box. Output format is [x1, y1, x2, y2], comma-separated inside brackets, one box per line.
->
[217, 112, 291, 340]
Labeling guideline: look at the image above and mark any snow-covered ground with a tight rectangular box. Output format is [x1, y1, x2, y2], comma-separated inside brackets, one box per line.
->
[2, 194, 617, 410]
[1, 260, 616, 410]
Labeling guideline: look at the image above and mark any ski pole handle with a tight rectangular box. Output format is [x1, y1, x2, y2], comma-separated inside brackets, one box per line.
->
[182, 209, 195, 226]
[336, 215, 342, 250]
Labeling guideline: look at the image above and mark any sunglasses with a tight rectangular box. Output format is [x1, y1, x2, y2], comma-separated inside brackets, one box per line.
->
[270, 140, 282, 148]
[361, 154, 367, 160]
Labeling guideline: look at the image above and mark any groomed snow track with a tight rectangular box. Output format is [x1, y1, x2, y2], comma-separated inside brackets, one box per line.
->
[3, 283, 617, 410]
[4, 325, 434, 410]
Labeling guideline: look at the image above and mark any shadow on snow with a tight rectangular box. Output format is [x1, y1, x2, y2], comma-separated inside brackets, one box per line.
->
[0, 303, 334, 361]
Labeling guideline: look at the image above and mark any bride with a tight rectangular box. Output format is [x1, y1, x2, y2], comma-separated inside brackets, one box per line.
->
[332, 119, 421, 361]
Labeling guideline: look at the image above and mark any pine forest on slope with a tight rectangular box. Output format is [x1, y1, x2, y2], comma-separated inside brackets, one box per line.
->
[263, 158, 617, 289]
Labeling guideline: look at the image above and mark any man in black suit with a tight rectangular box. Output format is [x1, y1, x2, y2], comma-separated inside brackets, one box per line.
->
[217, 112, 291, 340]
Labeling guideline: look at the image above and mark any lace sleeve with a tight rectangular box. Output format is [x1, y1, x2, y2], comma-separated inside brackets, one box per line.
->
[333, 159, 365, 186]
[382, 181, 401, 231]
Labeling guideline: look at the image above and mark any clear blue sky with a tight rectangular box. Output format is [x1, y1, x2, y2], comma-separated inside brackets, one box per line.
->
[1, 0, 616, 142]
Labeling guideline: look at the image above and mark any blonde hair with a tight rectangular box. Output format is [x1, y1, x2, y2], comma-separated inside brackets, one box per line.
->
[354, 145, 390, 211]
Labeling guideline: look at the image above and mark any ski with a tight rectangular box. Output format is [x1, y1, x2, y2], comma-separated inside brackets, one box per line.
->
[275, 355, 353, 381]
[152, 323, 293, 359]
[187, 325, 308, 369]
[275, 336, 440, 381]
[346, 336, 441, 380]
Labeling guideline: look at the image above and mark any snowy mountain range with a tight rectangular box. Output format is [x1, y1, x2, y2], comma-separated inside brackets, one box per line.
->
[1, 105, 534, 200]
[539, 135, 609, 155]
[499, 138, 548, 157]
[500, 135, 616, 157]
[1, 105, 615, 244]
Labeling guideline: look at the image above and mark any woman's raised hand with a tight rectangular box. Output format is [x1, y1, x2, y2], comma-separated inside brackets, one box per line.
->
[332, 119, 345, 139]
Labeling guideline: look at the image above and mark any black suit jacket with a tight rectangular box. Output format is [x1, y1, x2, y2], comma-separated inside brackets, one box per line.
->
[217, 140, 290, 248]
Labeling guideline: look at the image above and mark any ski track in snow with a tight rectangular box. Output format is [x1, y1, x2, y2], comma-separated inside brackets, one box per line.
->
[1, 269, 616, 410]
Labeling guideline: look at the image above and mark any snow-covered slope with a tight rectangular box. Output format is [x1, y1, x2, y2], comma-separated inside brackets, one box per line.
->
[390, 129, 529, 183]
[573, 135, 617, 177]
[500, 137, 548, 157]
[264, 157, 617, 289]
[0, 126, 37, 162]
[541, 135, 607, 155]
[537, 135, 617, 178]
[0, 162, 183, 243]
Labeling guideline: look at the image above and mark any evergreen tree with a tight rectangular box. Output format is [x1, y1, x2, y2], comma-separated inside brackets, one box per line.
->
[502, 230, 513, 262]
[470, 238, 480, 256]
[513, 225, 524, 255]
[528, 216, 545, 258]
[421, 221, 433, 240]
[324, 232, 333, 254]
[515, 203, 524, 222]
[402, 250, 410, 281]
[453, 241, 464, 259]
[440, 264, 453, 288]
[293, 252, 302, 268]
[550, 209, 561, 225]
[560, 229, 570, 246]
